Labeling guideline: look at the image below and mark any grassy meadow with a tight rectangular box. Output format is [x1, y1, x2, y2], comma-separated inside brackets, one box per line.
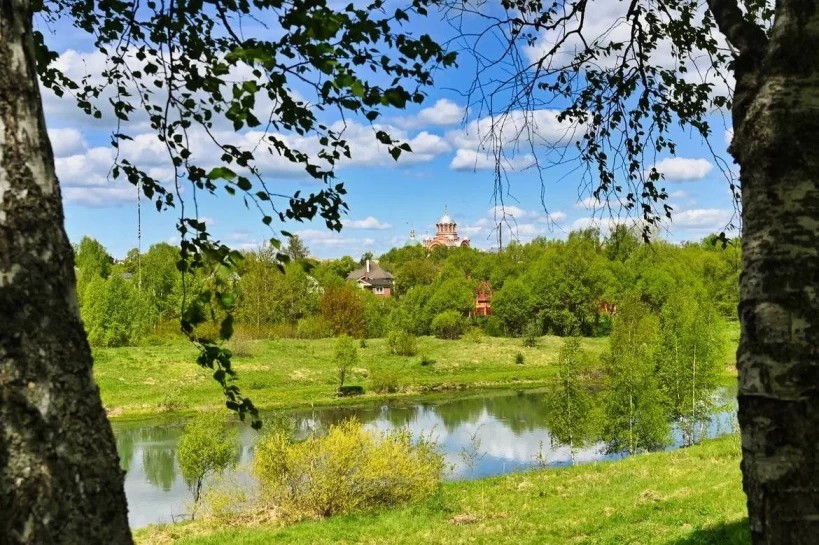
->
[136, 434, 749, 545]
[94, 320, 740, 420]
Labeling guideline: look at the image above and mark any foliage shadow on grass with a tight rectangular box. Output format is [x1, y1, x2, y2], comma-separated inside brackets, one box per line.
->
[672, 519, 750, 545]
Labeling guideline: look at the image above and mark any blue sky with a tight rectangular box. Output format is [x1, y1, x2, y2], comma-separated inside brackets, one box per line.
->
[39, 5, 738, 260]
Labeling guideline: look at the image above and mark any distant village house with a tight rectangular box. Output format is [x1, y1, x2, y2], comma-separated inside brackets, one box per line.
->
[347, 260, 394, 297]
[475, 280, 492, 317]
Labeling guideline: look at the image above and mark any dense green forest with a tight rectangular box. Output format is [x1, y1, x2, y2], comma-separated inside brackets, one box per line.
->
[75, 226, 740, 348]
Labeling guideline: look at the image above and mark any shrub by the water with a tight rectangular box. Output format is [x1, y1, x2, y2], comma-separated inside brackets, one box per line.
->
[337, 385, 365, 397]
[177, 413, 239, 505]
[419, 354, 435, 366]
[370, 367, 401, 393]
[514, 352, 525, 365]
[387, 329, 418, 356]
[253, 419, 443, 519]
[157, 386, 186, 412]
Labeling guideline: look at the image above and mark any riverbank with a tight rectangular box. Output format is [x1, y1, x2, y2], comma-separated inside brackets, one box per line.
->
[136, 433, 748, 544]
[95, 321, 740, 421]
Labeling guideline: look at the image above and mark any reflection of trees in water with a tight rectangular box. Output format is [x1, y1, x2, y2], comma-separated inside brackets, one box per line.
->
[379, 404, 422, 429]
[114, 425, 181, 491]
[483, 393, 552, 435]
[115, 429, 136, 472]
[139, 426, 180, 492]
[143, 446, 177, 491]
[434, 397, 487, 434]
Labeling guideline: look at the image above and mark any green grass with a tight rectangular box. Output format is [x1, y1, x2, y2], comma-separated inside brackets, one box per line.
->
[95, 321, 740, 421]
[94, 334, 609, 420]
[718, 319, 740, 387]
[136, 434, 749, 545]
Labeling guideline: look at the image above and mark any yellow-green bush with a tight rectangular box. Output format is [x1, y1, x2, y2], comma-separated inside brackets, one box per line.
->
[253, 419, 443, 519]
[369, 367, 401, 393]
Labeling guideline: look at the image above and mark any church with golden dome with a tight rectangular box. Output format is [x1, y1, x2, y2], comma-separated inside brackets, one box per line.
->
[422, 207, 470, 250]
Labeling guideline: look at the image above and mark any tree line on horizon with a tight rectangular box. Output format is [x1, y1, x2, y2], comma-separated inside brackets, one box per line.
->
[73, 225, 740, 348]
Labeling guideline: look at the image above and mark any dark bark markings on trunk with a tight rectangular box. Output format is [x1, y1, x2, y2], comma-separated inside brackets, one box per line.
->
[0, 0, 133, 543]
[713, 0, 819, 543]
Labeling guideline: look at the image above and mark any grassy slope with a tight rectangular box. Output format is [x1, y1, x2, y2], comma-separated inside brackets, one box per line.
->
[137, 435, 749, 545]
[94, 320, 740, 420]
[94, 334, 607, 419]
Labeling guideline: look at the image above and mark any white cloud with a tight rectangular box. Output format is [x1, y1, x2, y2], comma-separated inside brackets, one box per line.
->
[671, 208, 733, 229]
[523, 3, 734, 102]
[460, 206, 567, 245]
[295, 228, 375, 249]
[539, 211, 567, 223]
[48, 128, 87, 157]
[570, 216, 649, 235]
[417, 99, 465, 126]
[488, 205, 528, 219]
[448, 109, 574, 151]
[62, 186, 137, 207]
[450, 149, 533, 171]
[446, 109, 576, 172]
[652, 157, 713, 182]
[345, 216, 392, 230]
[574, 196, 609, 210]
[47, 50, 453, 208]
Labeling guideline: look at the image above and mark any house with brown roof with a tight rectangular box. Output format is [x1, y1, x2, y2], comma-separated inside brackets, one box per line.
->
[347, 260, 394, 297]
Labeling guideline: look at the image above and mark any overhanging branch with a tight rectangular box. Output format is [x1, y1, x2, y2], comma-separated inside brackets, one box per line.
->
[707, 0, 768, 56]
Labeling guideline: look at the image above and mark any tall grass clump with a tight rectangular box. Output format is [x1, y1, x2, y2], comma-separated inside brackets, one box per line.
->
[253, 419, 443, 519]
[369, 367, 401, 393]
[387, 329, 417, 356]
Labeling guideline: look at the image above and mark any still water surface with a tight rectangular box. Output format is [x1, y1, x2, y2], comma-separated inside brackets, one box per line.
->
[114, 388, 737, 529]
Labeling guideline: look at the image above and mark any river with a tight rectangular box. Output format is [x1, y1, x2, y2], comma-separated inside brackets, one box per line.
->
[113, 387, 738, 529]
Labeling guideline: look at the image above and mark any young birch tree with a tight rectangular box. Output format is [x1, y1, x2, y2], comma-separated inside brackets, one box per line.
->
[657, 292, 723, 446]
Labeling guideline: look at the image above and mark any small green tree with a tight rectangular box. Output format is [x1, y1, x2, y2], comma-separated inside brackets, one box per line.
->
[177, 413, 239, 506]
[491, 277, 536, 336]
[602, 297, 669, 455]
[426, 276, 475, 317]
[320, 285, 366, 338]
[387, 329, 418, 356]
[81, 275, 153, 347]
[657, 292, 723, 445]
[284, 235, 310, 262]
[334, 335, 359, 391]
[544, 337, 596, 464]
[430, 310, 464, 340]
[522, 320, 541, 348]
[74, 236, 112, 287]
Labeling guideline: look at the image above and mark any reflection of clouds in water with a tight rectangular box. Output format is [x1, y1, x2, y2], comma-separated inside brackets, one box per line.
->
[364, 405, 608, 480]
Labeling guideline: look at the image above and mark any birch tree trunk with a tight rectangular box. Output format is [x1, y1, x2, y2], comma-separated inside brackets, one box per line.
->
[717, 0, 819, 542]
[0, 0, 133, 542]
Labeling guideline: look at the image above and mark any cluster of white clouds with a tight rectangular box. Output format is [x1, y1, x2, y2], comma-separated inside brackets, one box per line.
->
[522, 1, 735, 100]
[47, 49, 720, 211]
[652, 157, 714, 182]
[343, 216, 392, 230]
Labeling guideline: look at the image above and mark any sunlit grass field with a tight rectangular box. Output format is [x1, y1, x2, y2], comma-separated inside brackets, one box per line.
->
[137, 434, 748, 545]
[94, 320, 739, 420]
[94, 334, 608, 419]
